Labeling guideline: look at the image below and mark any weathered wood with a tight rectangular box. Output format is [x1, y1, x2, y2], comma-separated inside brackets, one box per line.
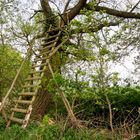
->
[32, 63, 46, 68]
[41, 38, 57, 46]
[14, 100, 32, 104]
[29, 70, 45, 74]
[9, 117, 24, 124]
[47, 27, 64, 33]
[37, 44, 54, 51]
[11, 108, 28, 113]
[22, 105, 32, 128]
[40, 50, 51, 56]
[19, 92, 36, 96]
[26, 77, 41, 81]
[34, 56, 48, 62]
[22, 84, 40, 88]
[42, 33, 60, 42]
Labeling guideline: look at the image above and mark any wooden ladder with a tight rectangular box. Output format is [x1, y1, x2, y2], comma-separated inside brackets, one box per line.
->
[6, 27, 63, 128]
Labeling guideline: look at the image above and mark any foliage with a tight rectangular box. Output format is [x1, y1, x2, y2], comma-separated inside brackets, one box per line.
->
[47, 75, 140, 127]
[0, 116, 6, 131]
[0, 45, 30, 97]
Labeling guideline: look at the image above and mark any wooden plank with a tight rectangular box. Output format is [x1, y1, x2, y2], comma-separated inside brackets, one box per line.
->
[22, 84, 40, 88]
[35, 51, 50, 57]
[26, 77, 41, 81]
[29, 69, 45, 74]
[42, 33, 60, 42]
[40, 50, 51, 56]
[34, 57, 47, 62]
[37, 44, 54, 51]
[47, 27, 64, 33]
[19, 92, 36, 96]
[9, 117, 24, 124]
[41, 39, 57, 46]
[14, 100, 32, 104]
[22, 105, 32, 128]
[11, 108, 28, 113]
[32, 63, 46, 68]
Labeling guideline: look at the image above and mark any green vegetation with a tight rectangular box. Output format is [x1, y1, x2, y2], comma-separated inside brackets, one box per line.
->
[0, 45, 30, 98]
[0, 118, 121, 140]
[0, 0, 140, 139]
[0, 72, 139, 139]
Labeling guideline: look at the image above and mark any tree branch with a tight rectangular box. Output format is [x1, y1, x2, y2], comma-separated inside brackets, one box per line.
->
[86, 4, 140, 19]
[63, 0, 88, 24]
[130, 0, 140, 12]
[30, 10, 43, 20]
[63, 0, 72, 12]
[71, 21, 120, 34]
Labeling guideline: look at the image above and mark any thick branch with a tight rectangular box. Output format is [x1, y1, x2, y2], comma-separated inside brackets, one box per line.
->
[40, 0, 88, 25]
[86, 4, 140, 19]
[40, 0, 52, 16]
[71, 22, 119, 34]
[63, 0, 87, 24]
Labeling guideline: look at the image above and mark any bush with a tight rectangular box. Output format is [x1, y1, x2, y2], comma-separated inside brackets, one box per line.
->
[0, 116, 6, 131]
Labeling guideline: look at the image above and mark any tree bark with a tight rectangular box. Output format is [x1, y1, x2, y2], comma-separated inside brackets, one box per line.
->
[86, 4, 140, 19]
[32, 51, 61, 120]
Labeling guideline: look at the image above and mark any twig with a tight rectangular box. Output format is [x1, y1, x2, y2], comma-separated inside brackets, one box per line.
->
[63, 0, 72, 12]
[105, 93, 114, 133]
[49, 0, 61, 13]
[130, 0, 140, 12]
[30, 10, 43, 20]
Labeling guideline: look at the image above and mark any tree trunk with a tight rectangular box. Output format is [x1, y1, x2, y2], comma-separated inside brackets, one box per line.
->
[32, 0, 88, 120]
[31, 89, 53, 120]
[32, 51, 61, 120]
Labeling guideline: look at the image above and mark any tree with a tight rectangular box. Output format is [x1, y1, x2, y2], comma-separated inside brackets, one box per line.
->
[30, 0, 140, 121]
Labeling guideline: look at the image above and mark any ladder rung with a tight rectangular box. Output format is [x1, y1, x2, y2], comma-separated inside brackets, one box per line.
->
[38, 44, 54, 51]
[29, 69, 45, 74]
[34, 57, 47, 62]
[14, 100, 32, 104]
[40, 50, 51, 56]
[9, 117, 24, 124]
[41, 39, 57, 46]
[22, 84, 40, 88]
[36, 51, 50, 57]
[42, 34, 60, 42]
[33, 51, 50, 59]
[32, 63, 46, 68]
[47, 27, 63, 33]
[26, 77, 41, 81]
[19, 92, 36, 96]
[11, 108, 28, 113]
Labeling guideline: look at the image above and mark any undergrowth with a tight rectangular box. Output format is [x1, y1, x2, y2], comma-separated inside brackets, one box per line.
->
[0, 118, 121, 140]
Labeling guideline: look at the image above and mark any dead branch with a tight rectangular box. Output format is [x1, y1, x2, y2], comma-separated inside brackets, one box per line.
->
[30, 10, 43, 20]
[47, 60, 82, 128]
